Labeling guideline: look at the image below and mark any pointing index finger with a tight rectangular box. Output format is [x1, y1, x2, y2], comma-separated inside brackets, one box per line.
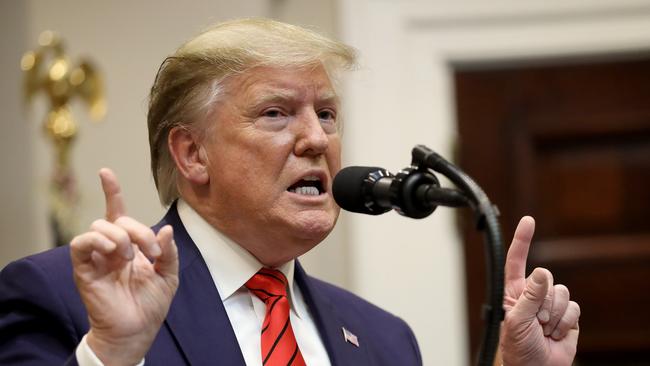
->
[99, 168, 126, 222]
[505, 216, 536, 284]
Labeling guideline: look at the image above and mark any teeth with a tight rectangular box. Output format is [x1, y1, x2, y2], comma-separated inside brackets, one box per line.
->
[292, 186, 320, 196]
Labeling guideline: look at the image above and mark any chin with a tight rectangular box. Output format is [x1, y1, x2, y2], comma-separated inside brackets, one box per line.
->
[291, 211, 337, 243]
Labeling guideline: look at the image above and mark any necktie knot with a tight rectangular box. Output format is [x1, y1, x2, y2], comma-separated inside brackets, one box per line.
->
[244, 268, 306, 366]
[245, 268, 289, 303]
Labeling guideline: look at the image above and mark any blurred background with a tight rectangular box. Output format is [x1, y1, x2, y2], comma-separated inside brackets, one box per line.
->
[2, 0, 650, 364]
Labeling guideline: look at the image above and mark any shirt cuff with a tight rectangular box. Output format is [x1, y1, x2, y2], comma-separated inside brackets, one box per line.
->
[76, 334, 145, 366]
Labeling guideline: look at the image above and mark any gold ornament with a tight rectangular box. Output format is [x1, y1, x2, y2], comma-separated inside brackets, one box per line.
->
[22, 30, 106, 246]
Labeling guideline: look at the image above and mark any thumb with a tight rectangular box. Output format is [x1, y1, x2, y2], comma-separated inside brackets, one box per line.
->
[512, 267, 551, 319]
[154, 225, 179, 282]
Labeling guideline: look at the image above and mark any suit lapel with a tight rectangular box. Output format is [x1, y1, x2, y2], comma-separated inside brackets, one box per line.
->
[154, 204, 369, 365]
[294, 262, 371, 366]
[156, 204, 246, 366]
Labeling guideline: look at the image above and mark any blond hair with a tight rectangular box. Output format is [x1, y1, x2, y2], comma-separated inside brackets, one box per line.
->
[148, 18, 357, 205]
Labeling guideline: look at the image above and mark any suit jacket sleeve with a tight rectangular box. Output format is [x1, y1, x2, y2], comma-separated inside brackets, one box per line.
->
[0, 252, 83, 365]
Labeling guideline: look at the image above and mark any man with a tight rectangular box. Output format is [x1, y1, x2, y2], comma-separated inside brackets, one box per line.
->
[0, 18, 579, 365]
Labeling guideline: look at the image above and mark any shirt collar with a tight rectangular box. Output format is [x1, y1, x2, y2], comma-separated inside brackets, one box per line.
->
[176, 199, 303, 318]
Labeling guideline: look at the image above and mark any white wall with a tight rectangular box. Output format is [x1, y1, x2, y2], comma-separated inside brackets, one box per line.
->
[0, 1, 33, 268]
[338, 0, 650, 364]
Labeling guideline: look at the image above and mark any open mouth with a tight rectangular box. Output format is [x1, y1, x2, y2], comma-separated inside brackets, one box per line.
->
[287, 175, 325, 196]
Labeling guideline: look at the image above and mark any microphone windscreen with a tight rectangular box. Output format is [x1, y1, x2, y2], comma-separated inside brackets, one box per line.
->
[333, 166, 383, 214]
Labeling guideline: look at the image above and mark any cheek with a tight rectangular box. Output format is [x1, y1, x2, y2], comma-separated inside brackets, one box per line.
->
[253, 136, 294, 171]
[327, 138, 342, 172]
[218, 130, 294, 167]
[231, 136, 295, 192]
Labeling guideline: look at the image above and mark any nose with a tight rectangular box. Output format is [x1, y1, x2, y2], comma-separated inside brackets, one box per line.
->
[294, 110, 329, 157]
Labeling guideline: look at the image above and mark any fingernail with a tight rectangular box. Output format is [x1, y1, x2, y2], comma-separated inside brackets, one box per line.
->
[551, 329, 561, 339]
[537, 309, 549, 323]
[531, 269, 547, 285]
[150, 243, 161, 257]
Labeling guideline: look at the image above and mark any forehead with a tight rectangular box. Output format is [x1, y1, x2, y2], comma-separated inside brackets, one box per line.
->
[225, 65, 338, 102]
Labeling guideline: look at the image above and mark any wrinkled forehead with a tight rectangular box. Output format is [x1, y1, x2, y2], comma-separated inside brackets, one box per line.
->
[222, 64, 340, 105]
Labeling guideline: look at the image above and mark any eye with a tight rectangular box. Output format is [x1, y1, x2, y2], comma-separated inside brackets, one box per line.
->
[256, 107, 290, 132]
[262, 108, 285, 118]
[317, 109, 336, 123]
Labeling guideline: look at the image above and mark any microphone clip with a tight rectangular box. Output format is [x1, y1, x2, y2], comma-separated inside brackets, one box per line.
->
[390, 166, 440, 219]
[389, 145, 470, 219]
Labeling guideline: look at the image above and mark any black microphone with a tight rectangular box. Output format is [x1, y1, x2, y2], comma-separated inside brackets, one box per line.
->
[332, 166, 392, 215]
[333, 166, 469, 218]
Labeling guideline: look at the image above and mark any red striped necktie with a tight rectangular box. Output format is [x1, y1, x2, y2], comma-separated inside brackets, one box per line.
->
[245, 268, 307, 366]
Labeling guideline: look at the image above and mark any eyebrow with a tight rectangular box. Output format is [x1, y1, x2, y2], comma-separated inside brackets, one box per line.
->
[249, 88, 340, 107]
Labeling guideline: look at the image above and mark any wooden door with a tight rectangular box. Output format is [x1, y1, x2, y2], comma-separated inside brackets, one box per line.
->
[455, 56, 650, 364]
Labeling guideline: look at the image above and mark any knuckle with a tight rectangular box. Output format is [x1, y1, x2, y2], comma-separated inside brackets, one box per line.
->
[555, 284, 570, 298]
[549, 307, 565, 322]
[70, 235, 83, 248]
[557, 317, 572, 332]
[87, 231, 102, 242]
[144, 227, 156, 241]
[115, 228, 131, 245]
[90, 219, 106, 230]
[116, 216, 151, 238]
[114, 215, 132, 226]
[570, 301, 581, 317]
[71, 232, 106, 251]
[558, 304, 581, 331]
[114, 216, 136, 231]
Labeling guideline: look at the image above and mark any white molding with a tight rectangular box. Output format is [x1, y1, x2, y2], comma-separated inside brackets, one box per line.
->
[404, 1, 650, 30]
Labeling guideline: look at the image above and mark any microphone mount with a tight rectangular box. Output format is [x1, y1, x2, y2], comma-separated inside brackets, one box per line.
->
[357, 145, 505, 366]
[355, 161, 469, 219]
[410, 145, 504, 366]
[390, 166, 441, 218]
[386, 156, 470, 219]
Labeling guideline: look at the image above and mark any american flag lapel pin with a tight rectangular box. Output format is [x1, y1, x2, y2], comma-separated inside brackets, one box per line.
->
[341, 327, 359, 347]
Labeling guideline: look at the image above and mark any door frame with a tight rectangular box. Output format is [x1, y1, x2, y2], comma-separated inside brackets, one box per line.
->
[338, 1, 650, 364]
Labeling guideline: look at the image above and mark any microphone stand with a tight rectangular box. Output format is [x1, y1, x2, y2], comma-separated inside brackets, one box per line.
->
[397, 145, 505, 366]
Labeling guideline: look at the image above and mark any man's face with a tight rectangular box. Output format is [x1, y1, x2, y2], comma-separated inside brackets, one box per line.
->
[199, 65, 342, 265]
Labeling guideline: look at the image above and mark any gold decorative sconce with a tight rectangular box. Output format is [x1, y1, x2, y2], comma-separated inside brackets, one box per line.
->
[21, 30, 106, 246]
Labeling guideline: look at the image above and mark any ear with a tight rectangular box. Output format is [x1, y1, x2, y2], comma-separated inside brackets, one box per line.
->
[168, 126, 209, 185]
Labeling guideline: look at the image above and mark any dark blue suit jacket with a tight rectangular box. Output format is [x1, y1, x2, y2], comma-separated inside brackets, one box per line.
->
[0, 204, 422, 365]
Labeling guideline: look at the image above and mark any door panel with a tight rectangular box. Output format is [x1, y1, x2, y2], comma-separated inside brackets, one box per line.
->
[455, 56, 650, 363]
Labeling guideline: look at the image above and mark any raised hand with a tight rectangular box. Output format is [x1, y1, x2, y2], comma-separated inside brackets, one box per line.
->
[500, 217, 580, 366]
[70, 168, 179, 365]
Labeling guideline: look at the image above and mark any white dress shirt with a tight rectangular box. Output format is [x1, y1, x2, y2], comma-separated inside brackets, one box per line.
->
[76, 199, 331, 366]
